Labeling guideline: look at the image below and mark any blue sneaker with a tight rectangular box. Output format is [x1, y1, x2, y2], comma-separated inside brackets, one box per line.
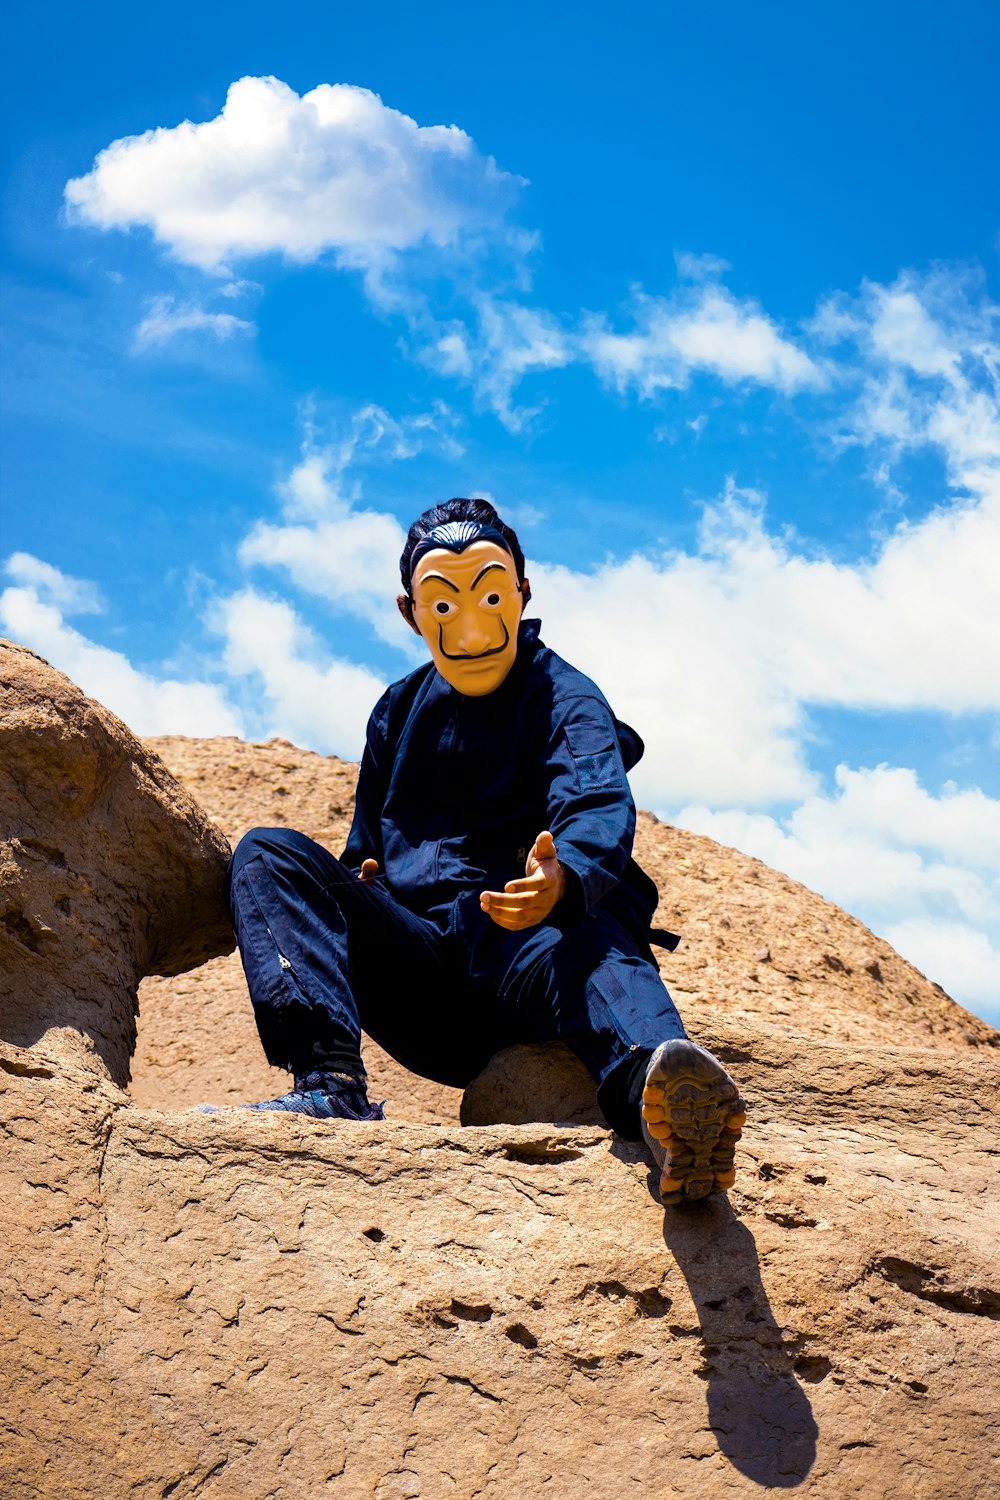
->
[197, 1071, 385, 1120]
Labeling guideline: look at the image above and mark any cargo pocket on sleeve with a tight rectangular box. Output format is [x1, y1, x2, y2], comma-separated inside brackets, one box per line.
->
[564, 718, 622, 792]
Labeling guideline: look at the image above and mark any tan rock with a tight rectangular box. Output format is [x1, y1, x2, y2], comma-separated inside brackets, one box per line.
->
[2, 714, 998, 1498]
[0, 642, 234, 1085]
[4, 1029, 998, 1499]
[462, 1041, 603, 1127]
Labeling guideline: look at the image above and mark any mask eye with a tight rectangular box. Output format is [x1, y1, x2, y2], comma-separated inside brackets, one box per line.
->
[480, 589, 504, 611]
[432, 598, 457, 618]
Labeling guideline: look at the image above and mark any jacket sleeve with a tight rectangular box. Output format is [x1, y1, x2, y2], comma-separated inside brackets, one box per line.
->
[341, 695, 391, 874]
[542, 693, 636, 918]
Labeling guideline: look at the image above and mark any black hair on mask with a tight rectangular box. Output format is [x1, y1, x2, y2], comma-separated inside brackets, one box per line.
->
[399, 497, 528, 600]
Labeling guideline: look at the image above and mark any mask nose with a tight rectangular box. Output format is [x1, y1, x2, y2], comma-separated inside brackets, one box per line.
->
[453, 611, 493, 656]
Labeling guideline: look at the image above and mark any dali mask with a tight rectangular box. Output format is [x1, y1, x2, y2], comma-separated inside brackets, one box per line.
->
[410, 540, 524, 697]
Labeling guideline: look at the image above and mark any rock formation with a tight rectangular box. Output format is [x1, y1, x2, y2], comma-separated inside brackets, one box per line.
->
[0, 641, 234, 1085]
[2, 661, 998, 1499]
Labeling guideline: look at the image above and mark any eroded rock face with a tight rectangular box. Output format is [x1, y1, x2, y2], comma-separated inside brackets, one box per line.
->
[0, 642, 234, 1084]
[3, 713, 999, 1499]
[3, 1028, 998, 1499]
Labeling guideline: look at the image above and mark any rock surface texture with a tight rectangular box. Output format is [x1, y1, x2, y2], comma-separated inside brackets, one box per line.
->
[0, 644, 233, 1085]
[1, 712, 997, 1499]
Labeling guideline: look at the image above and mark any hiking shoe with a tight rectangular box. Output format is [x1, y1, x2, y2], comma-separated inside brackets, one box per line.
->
[196, 1071, 385, 1120]
[640, 1040, 746, 1204]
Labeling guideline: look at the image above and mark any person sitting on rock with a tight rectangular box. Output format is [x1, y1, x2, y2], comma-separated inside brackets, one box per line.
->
[215, 497, 746, 1203]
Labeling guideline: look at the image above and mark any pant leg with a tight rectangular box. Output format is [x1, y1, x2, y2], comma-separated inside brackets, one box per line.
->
[228, 827, 510, 1087]
[481, 910, 688, 1135]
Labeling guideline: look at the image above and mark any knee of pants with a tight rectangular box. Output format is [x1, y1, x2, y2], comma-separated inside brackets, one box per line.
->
[228, 825, 328, 885]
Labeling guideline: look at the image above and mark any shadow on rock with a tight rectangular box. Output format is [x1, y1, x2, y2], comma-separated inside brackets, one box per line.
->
[663, 1194, 818, 1488]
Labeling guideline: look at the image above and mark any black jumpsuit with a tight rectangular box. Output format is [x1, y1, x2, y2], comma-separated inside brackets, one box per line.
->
[228, 619, 687, 1134]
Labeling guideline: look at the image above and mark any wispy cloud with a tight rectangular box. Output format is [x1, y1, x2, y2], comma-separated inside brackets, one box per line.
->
[814, 265, 1000, 486]
[238, 401, 463, 646]
[133, 295, 254, 349]
[4, 551, 103, 613]
[210, 588, 386, 758]
[581, 281, 823, 398]
[420, 297, 572, 430]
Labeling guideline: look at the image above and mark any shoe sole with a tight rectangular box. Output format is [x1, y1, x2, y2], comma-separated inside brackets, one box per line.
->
[641, 1041, 746, 1204]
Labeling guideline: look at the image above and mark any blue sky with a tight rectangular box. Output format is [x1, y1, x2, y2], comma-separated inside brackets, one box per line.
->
[2, 1, 999, 1022]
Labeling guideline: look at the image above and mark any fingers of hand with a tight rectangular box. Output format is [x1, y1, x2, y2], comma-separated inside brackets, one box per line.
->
[480, 888, 552, 930]
[504, 871, 547, 895]
[485, 891, 542, 912]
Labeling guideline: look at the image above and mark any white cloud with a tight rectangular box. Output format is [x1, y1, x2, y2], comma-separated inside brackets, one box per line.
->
[219, 279, 262, 299]
[674, 250, 732, 281]
[133, 295, 254, 349]
[677, 766, 1000, 927]
[65, 75, 520, 274]
[240, 507, 407, 649]
[211, 588, 386, 758]
[4, 552, 103, 613]
[816, 267, 1000, 486]
[581, 282, 823, 398]
[674, 767, 1000, 1018]
[0, 563, 243, 738]
[420, 297, 571, 430]
[531, 465, 999, 809]
[238, 405, 461, 649]
[535, 539, 812, 807]
[880, 919, 1000, 1015]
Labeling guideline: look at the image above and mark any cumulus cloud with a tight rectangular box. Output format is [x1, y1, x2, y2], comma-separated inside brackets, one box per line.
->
[676, 766, 1000, 1017]
[65, 75, 521, 274]
[678, 765, 1000, 923]
[581, 281, 823, 398]
[879, 919, 1000, 1015]
[0, 559, 243, 737]
[211, 588, 386, 758]
[133, 295, 254, 349]
[531, 464, 999, 809]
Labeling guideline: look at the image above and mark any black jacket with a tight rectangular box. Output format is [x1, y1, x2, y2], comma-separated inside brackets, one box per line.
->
[343, 618, 660, 949]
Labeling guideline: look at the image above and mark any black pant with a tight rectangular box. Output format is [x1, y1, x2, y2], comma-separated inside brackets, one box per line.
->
[228, 827, 687, 1135]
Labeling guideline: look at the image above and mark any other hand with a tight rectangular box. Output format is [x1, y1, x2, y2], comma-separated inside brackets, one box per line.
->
[359, 859, 379, 884]
[480, 830, 566, 931]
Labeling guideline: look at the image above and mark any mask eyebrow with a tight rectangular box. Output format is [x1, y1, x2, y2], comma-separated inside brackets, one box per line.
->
[471, 561, 510, 589]
[416, 571, 460, 593]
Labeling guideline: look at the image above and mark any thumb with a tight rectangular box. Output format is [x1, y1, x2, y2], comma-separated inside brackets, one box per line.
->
[533, 830, 557, 862]
[359, 858, 379, 883]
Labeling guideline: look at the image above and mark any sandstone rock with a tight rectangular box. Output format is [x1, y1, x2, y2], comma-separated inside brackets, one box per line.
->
[0, 642, 234, 1084]
[461, 1041, 603, 1127]
[4, 1028, 998, 1499]
[4, 713, 999, 1498]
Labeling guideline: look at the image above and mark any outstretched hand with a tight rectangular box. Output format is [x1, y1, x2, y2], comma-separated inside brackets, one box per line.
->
[480, 830, 566, 931]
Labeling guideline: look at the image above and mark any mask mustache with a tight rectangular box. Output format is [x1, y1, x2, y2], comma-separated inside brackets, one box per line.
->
[438, 618, 511, 661]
